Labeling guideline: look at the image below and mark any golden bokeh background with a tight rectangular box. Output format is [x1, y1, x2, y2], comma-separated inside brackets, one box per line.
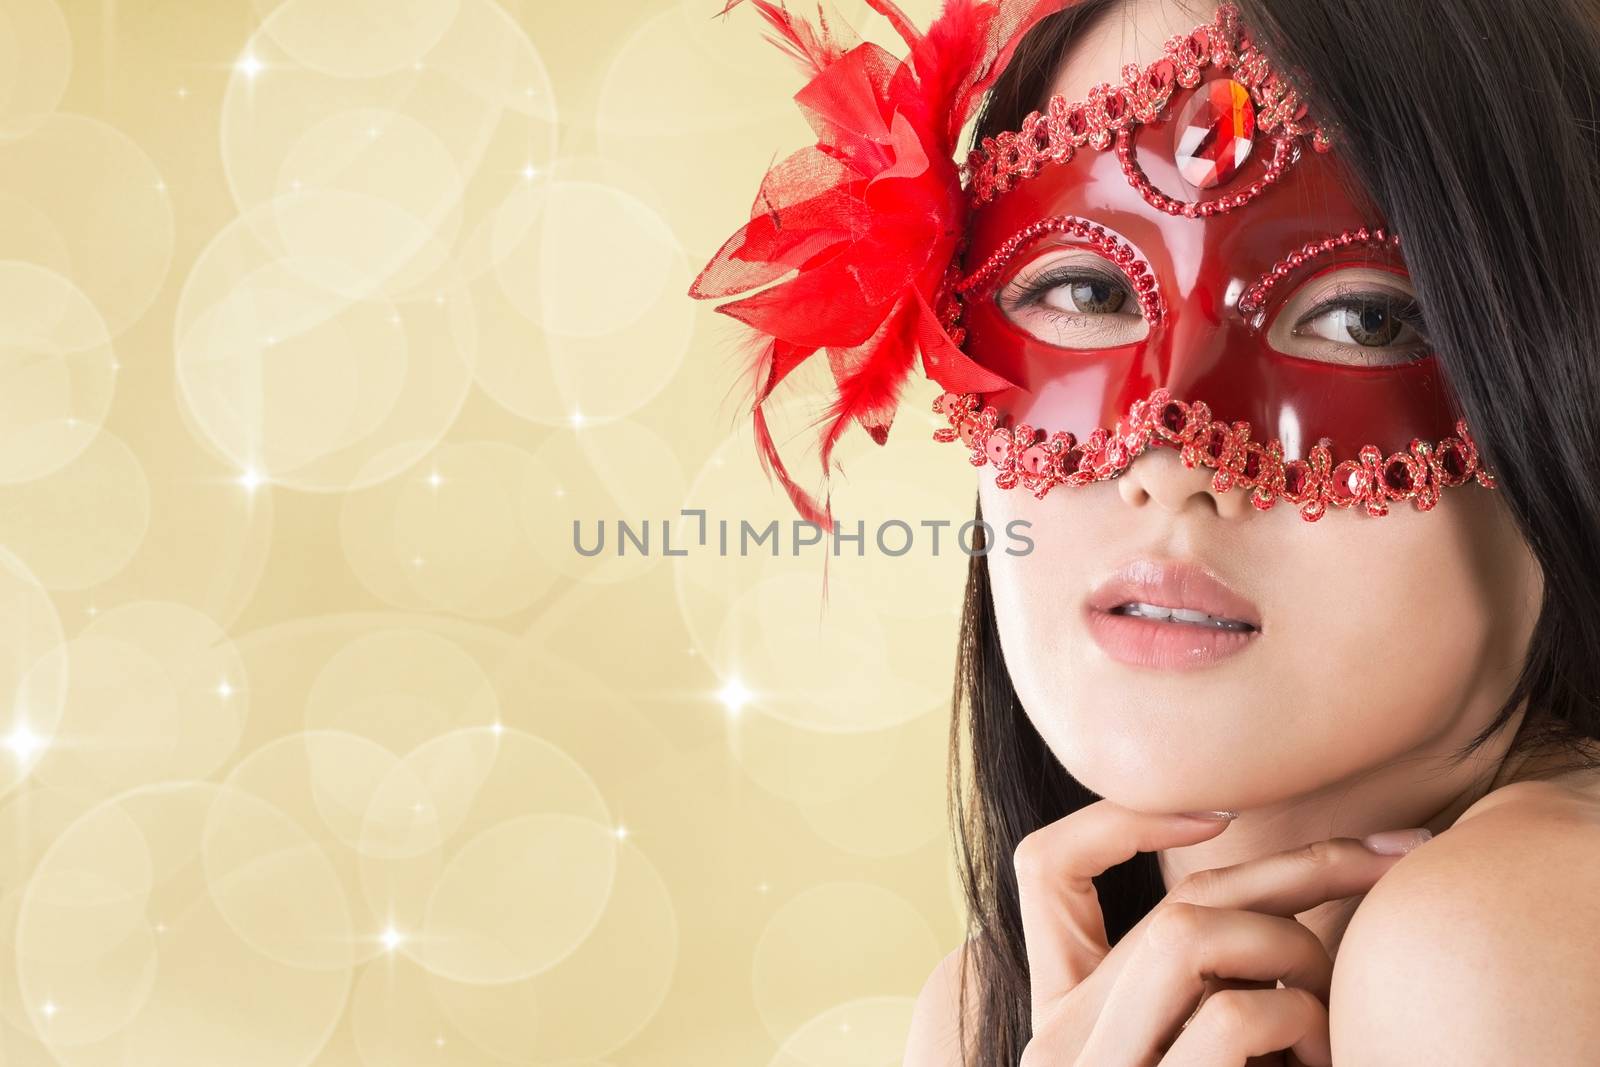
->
[0, 0, 989, 1063]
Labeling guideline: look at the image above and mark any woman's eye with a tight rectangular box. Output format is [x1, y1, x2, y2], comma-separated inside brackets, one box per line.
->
[995, 256, 1148, 350]
[1049, 277, 1128, 315]
[1296, 293, 1423, 349]
[1266, 270, 1432, 369]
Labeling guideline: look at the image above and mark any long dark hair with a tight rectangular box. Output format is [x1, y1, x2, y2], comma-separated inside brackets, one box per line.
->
[945, 1, 1600, 1061]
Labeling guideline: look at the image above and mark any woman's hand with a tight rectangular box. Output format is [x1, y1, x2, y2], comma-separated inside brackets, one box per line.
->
[1015, 801, 1424, 1067]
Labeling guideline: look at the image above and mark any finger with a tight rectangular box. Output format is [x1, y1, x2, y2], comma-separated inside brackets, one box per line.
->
[1092, 836, 1409, 994]
[1077, 904, 1332, 1067]
[1187, 975, 1279, 1049]
[1016, 803, 1236, 1017]
[1163, 835, 1423, 917]
[1157, 986, 1331, 1067]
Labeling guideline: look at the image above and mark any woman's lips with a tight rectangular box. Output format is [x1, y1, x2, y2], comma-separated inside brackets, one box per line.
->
[1083, 557, 1262, 671]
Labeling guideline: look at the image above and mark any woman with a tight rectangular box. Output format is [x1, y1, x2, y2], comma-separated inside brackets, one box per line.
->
[693, 0, 1600, 1062]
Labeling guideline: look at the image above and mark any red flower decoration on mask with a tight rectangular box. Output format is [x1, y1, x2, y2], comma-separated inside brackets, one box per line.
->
[689, 0, 1083, 527]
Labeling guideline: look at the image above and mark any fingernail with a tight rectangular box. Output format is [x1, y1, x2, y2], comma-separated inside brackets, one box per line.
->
[1361, 827, 1433, 855]
[1179, 810, 1238, 821]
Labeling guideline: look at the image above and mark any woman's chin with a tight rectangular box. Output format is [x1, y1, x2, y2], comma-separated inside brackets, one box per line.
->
[1050, 725, 1303, 814]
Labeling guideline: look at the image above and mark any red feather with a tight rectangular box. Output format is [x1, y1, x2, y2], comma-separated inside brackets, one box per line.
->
[718, 0, 855, 79]
[691, 0, 1092, 553]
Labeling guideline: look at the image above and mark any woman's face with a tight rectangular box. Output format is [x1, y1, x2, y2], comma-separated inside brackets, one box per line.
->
[979, 0, 1545, 812]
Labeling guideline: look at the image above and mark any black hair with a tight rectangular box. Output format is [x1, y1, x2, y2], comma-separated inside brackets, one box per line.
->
[946, 1, 1600, 1062]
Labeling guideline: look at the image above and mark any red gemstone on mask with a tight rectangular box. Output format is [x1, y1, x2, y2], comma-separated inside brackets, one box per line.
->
[1104, 88, 1129, 122]
[1067, 106, 1089, 138]
[1173, 77, 1256, 189]
[1332, 464, 1361, 499]
[1440, 443, 1469, 483]
[1145, 59, 1176, 94]
[1159, 401, 1185, 433]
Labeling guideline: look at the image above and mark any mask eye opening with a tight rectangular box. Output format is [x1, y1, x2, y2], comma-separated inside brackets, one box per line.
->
[1254, 245, 1432, 370]
[956, 214, 1166, 324]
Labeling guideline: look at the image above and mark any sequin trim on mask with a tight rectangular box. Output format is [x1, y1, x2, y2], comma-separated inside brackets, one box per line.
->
[963, 3, 1331, 208]
[931, 387, 1497, 522]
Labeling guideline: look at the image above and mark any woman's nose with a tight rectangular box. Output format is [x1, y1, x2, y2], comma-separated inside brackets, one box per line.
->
[1113, 443, 1255, 520]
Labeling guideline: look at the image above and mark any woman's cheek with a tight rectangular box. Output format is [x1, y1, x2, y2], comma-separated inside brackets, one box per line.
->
[1223, 520, 1490, 770]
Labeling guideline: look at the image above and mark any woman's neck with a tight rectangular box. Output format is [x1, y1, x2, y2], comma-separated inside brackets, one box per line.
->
[1153, 703, 1532, 956]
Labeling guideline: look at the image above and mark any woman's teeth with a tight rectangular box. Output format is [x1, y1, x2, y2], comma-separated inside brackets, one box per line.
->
[1110, 601, 1254, 632]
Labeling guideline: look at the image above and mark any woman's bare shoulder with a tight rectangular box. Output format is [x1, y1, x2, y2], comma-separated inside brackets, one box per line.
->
[903, 940, 979, 1067]
[1456, 735, 1600, 821]
[1328, 770, 1600, 1064]
[1456, 765, 1600, 822]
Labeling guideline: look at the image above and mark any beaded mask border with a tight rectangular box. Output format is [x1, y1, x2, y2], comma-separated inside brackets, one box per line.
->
[954, 213, 1167, 324]
[961, 2, 1330, 209]
[932, 387, 1498, 522]
[1238, 226, 1401, 319]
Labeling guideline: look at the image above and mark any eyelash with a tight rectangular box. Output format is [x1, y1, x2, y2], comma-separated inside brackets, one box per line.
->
[1294, 283, 1430, 342]
[1001, 265, 1136, 316]
[1004, 268, 1430, 345]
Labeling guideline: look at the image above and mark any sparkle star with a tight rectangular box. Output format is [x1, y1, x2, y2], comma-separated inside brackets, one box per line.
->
[5, 723, 47, 762]
[718, 677, 752, 717]
[237, 468, 267, 495]
[234, 52, 265, 81]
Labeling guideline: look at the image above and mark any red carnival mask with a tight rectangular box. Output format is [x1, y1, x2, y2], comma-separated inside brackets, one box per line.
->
[691, 1, 1496, 528]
